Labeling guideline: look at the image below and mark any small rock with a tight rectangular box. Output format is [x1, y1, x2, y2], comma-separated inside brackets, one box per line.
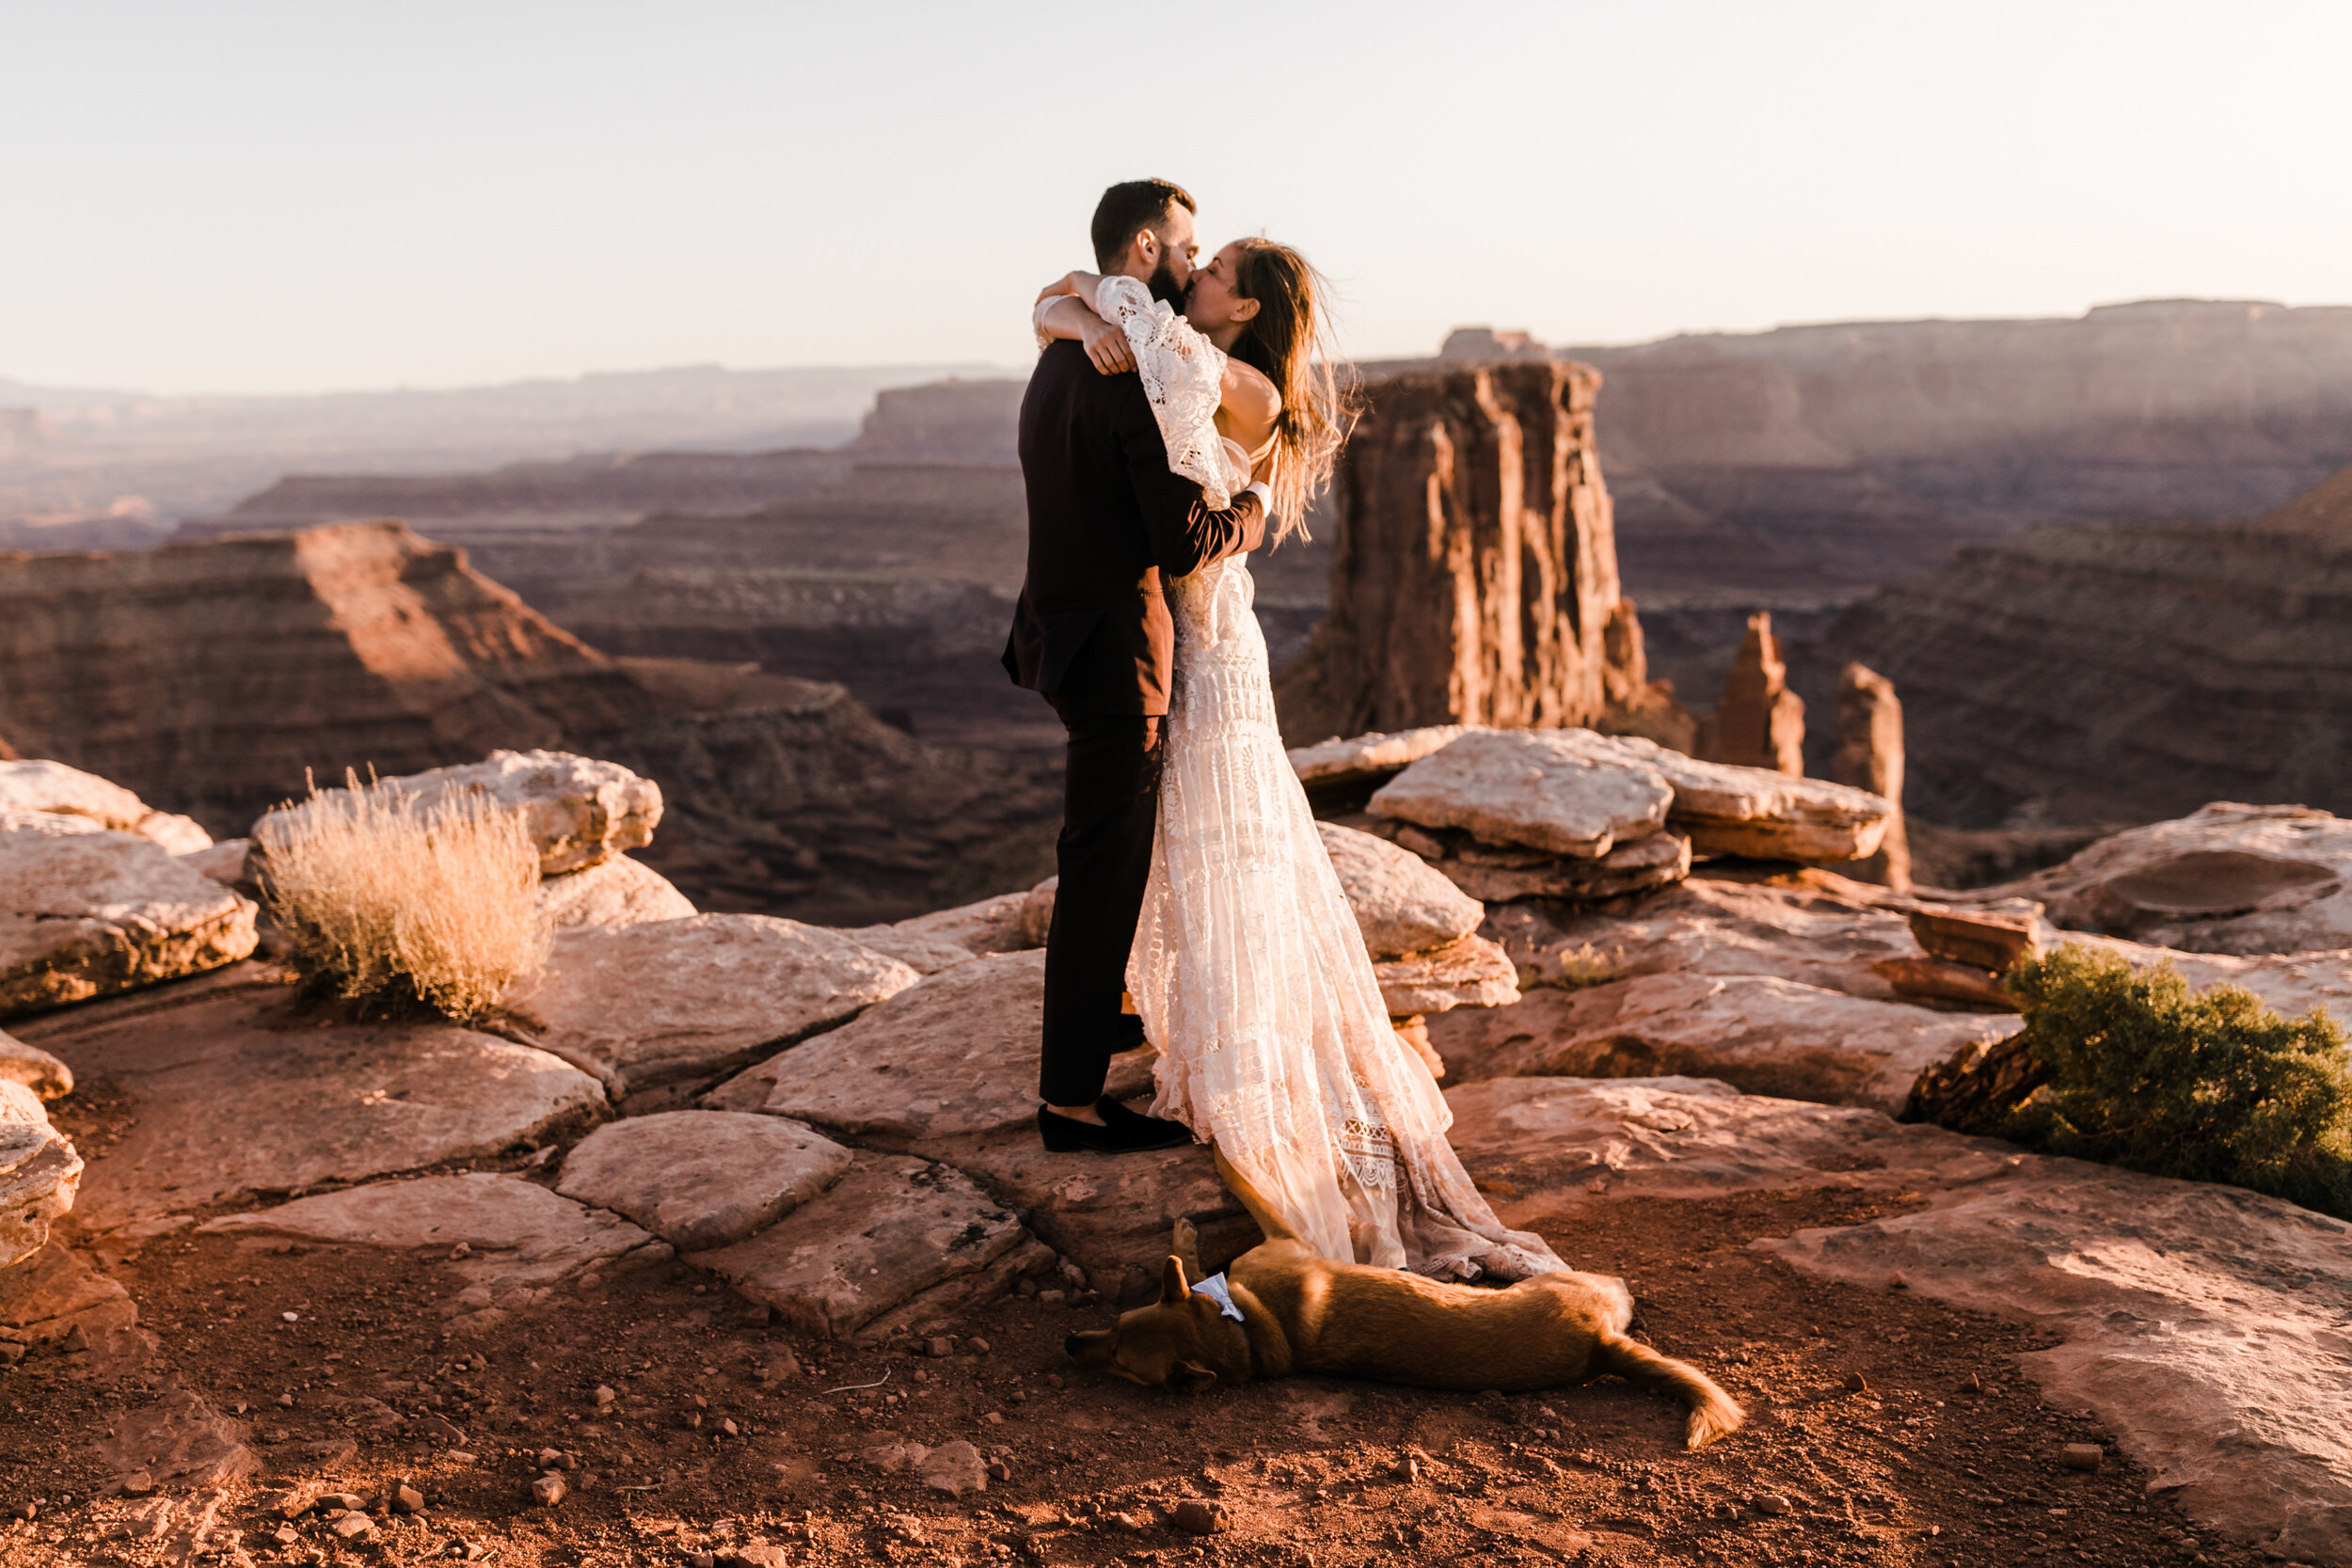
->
[1394, 1454, 1421, 1481]
[121, 1469, 156, 1497]
[1754, 1494, 1793, 1517]
[723, 1546, 789, 1568]
[271, 1527, 297, 1545]
[1110, 1511, 1152, 1529]
[987, 1461, 1012, 1482]
[393, 1483, 424, 1514]
[530, 1474, 567, 1508]
[1172, 1498, 1232, 1535]
[593, 1385, 614, 1407]
[719, 1418, 740, 1437]
[967, 1337, 991, 1355]
[1886, 1271, 1909, 1290]
[332, 1513, 376, 1539]
[688, 1553, 716, 1568]
[2060, 1444, 2104, 1473]
[316, 1494, 367, 1514]
[1843, 1370, 1870, 1393]
[925, 1336, 954, 1358]
[277, 1391, 295, 1406]
[918, 1439, 988, 1497]
[535, 1449, 568, 1470]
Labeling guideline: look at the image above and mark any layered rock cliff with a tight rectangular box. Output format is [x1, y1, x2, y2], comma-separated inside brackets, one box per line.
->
[1810, 460, 2352, 827]
[0, 522, 1058, 923]
[1273, 362, 1672, 744]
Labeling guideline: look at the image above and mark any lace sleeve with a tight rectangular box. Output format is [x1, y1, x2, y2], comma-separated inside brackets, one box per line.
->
[1093, 275, 1232, 509]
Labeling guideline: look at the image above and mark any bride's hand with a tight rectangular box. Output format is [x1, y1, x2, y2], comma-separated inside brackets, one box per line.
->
[1035, 269, 1094, 305]
[1082, 314, 1136, 375]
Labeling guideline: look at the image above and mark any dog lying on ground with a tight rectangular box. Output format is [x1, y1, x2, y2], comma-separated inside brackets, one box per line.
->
[1065, 1151, 1744, 1449]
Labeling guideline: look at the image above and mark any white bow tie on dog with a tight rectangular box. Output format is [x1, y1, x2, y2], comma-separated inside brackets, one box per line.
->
[1190, 1273, 1246, 1323]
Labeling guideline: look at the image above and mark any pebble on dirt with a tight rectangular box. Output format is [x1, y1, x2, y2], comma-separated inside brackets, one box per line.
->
[1172, 1498, 1232, 1535]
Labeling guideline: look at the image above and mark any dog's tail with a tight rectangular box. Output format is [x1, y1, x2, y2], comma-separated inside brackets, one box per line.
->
[1212, 1146, 1301, 1244]
[1593, 1330, 1746, 1449]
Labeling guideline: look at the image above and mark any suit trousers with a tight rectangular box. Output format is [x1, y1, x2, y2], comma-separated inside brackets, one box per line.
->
[1039, 710, 1164, 1106]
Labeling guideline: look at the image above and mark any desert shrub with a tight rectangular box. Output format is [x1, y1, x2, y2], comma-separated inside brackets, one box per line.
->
[1998, 942, 2352, 1218]
[255, 769, 548, 1022]
[1526, 942, 1624, 992]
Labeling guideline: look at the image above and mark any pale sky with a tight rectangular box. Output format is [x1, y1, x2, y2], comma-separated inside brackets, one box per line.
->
[5, 0, 2348, 396]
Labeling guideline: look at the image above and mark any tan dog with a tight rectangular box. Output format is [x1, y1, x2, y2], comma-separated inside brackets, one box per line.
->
[1065, 1152, 1743, 1449]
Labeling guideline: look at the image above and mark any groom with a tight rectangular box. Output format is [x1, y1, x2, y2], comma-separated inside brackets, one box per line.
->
[1003, 178, 1272, 1153]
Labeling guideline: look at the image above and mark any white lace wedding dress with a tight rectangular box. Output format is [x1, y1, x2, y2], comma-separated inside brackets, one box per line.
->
[1078, 277, 1566, 1280]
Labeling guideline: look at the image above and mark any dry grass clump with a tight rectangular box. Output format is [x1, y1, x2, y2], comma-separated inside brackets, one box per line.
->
[256, 769, 548, 1022]
[1525, 942, 1624, 992]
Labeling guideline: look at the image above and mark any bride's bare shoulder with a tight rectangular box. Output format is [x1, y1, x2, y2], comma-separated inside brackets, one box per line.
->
[1222, 356, 1281, 425]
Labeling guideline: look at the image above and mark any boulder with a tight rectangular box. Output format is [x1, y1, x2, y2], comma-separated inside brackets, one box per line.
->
[554, 1111, 852, 1251]
[686, 1153, 1044, 1341]
[0, 1080, 81, 1268]
[0, 807, 104, 839]
[512, 914, 921, 1105]
[1429, 970, 2015, 1115]
[1370, 729, 1673, 859]
[707, 951, 1153, 1141]
[373, 750, 661, 875]
[14, 977, 606, 1230]
[1288, 725, 1471, 789]
[533, 854, 696, 929]
[0, 1027, 72, 1099]
[1976, 802, 2352, 955]
[199, 1173, 667, 1331]
[1765, 1169, 2352, 1565]
[0, 758, 212, 852]
[1369, 935, 1520, 1016]
[840, 891, 1035, 977]
[1018, 879, 1057, 948]
[0, 830, 260, 1016]
[1315, 822, 1485, 958]
[1867, 957, 2017, 1011]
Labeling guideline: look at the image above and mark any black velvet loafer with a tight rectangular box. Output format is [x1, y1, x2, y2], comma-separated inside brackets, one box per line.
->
[1038, 1096, 1192, 1153]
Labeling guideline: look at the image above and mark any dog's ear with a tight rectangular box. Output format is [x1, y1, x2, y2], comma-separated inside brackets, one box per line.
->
[1167, 1359, 1217, 1394]
[1159, 1254, 1190, 1306]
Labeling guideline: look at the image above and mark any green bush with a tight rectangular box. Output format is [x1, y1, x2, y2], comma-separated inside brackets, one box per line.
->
[1998, 943, 2352, 1218]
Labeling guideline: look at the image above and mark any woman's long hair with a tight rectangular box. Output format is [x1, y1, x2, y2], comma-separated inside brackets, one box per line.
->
[1224, 239, 1357, 545]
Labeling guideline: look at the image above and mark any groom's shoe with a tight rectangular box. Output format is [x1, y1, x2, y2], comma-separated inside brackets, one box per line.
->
[1038, 1097, 1192, 1153]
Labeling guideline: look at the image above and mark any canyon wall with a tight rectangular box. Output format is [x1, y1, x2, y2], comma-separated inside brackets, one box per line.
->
[1808, 461, 2352, 828]
[1272, 361, 1667, 744]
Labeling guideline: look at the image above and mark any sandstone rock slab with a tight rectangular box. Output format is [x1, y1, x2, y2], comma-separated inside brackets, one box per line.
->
[1316, 821, 1485, 959]
[1765, 1168, 2352, 1565]
[1370, 934, 1520, 1016]
[1600, 733, 1894, 861]
[1979, 802, 2352, 955]
[199, 1172, 668, 1331]
[512, 914, 920, 1104]
[179, 837, 254, 891]
[94, 1388, 257, 1490]
[0, 1080, 81, 1269]
[0, 1027, 72, 1099]
[841, 892, 1038, 976]
[554, 1110, 852, 1251]
[0, 759, 212, 852]
[375, 750, 661, 875]
[534, 854, 696, 929]
[1429, 970, 2014, 1114]
[1441, 1075, 2017, 1216]
[707, 950, 1153, 1140]
[16, 979, 606, 1230]
[1402, 820, 1692, 904]
[687, 1153, 1041, 1341]
[1289, 725, 1471, 787]
[0, 1240, 143, 1362]
[0, 807, 105, 839]
[1369, 729, 1673, 859]
[0, 830, 260, 1016]
[1908, 904, 2041, 970]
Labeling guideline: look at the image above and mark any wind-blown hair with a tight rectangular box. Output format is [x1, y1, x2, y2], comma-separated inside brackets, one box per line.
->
[1223, 239, 1357, 545]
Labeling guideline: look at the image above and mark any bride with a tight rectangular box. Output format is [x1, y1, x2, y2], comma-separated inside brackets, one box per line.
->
[1032, 244, 1565, 1282]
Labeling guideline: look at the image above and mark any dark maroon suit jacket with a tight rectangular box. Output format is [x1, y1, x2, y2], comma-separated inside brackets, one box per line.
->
[1001, 340, 1266, 716]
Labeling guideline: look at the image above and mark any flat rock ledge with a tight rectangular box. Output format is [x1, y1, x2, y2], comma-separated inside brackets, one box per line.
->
[200, 1173, 670, 1334]
[512, 914, 921, 1106]
[0, 759, 213, 854]
[708, 950, 1153, 1143]
[1289, 725, 1470, 788]
[17, 979, 607, 1231]
[1, 830, 259, 1016]
[0, 1027, 72, 1099]
[373, 749, 662, 875]
[688, 1153, 1047, 1342]
[840, 892, 1036, 976]
[1370, 935, 1520, 1016]
[1444, 1076, 2352, 1565]
[555, 1110, 853, 1251]
[1370, 729, 1673, 859]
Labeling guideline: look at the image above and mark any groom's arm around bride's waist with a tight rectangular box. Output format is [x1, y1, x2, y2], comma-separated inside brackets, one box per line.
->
[1110, 372, 1267, 578]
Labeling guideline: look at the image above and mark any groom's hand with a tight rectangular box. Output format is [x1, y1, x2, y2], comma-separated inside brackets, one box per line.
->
[1082, 317, 1136, 376]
